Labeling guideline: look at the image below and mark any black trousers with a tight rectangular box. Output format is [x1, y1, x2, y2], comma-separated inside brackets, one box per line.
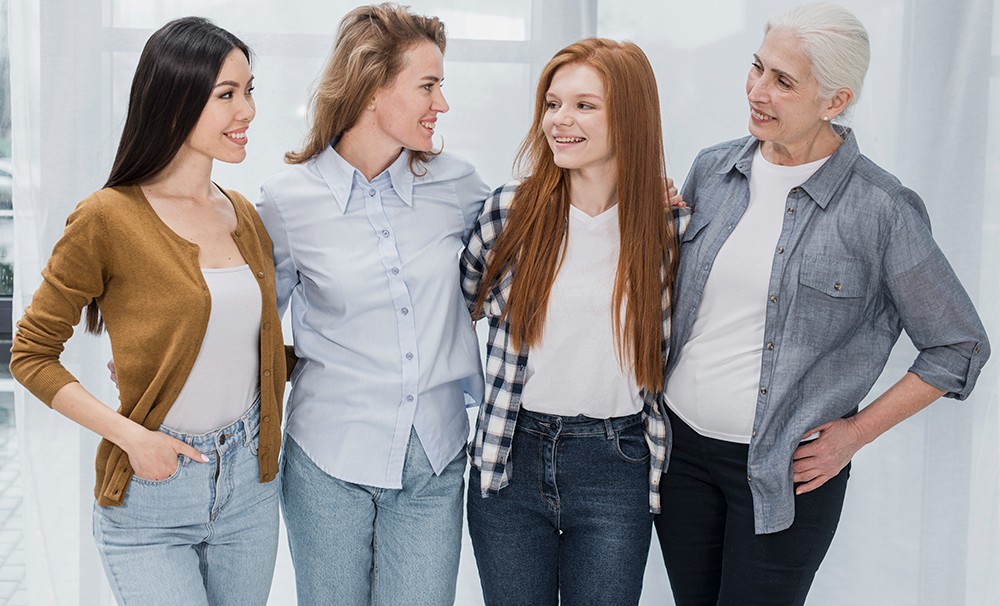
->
[654, 410, 849, 606]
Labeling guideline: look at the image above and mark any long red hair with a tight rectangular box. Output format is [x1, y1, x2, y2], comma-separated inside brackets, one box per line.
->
[473, 38, 678, 392]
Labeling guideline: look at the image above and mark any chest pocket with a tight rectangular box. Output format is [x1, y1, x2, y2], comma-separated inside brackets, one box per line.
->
[788, 254, 870, 351]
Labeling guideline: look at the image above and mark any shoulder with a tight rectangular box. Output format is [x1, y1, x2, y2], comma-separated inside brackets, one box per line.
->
[260, 157, 324, 197]
[484, 179, 522, 214]
[845, 155, 928, 225]
[68, 186, 144, 227]
[691, 136, 753, 171]
[417, 150, 480, 183]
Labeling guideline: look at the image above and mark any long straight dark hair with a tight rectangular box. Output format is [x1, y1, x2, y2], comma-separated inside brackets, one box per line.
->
[87, 17, 250, 334]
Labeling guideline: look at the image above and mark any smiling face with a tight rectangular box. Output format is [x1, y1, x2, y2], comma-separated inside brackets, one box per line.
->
[746, 29, 842, 163]
[182, 48, 255, 165]
[541, 62, 613, 178]
[371, 40, 449, 154]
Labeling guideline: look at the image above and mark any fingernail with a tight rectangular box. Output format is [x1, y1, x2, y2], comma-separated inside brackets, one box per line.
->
[201, 454, 209, 462]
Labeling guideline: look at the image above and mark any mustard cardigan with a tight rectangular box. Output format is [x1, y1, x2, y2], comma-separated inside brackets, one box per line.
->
[10, 185, 286, 506]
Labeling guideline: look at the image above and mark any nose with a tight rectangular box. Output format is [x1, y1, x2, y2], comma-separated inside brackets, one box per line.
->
[432, 87, 449, 114]
[238, 95, 256, 122]
[554, 105, 573, 126]
[746, 74, 767, 103]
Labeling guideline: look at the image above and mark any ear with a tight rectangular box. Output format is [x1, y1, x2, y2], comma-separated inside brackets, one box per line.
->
[824, 88, 853, 120]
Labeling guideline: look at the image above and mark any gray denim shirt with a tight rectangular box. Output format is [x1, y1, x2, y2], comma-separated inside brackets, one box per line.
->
[668, 128, 990, 534]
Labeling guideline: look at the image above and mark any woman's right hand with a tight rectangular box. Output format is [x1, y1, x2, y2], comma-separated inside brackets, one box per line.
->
[125, 427, 209, 481]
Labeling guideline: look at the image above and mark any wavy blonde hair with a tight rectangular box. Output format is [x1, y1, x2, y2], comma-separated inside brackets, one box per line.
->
[286, 3, 445, 168]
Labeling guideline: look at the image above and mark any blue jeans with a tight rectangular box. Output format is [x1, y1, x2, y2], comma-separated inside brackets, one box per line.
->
[281, 428, 466, 606]
[93, 404, 279, 606]
[467, 410, 653, 606]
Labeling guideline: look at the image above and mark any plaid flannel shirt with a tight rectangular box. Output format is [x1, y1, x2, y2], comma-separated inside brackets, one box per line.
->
[461, 180, 690, 513]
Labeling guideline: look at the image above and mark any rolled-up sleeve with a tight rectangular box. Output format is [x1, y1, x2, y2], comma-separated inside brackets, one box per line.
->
[883, 194, 990, 400]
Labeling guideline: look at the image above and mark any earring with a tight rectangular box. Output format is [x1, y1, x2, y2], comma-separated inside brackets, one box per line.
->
[822, 116, 830, 122]
[368, 104, 375, 111]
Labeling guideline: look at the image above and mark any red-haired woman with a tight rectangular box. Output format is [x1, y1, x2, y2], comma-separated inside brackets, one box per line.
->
[461, 38, 687, 606]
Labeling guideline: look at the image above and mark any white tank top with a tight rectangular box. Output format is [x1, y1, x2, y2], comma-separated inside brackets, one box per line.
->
[521, 203, 643, 419]
[161, 264, 262, 434]
[666, 148, 827, 442]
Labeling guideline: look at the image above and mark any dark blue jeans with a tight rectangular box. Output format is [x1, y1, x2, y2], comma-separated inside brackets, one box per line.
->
[654, 410, 849, 606]
[467, 409, 653, 606]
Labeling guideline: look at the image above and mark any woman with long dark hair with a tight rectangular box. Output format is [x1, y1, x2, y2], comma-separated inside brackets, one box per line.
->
[10, 17, 285, 605]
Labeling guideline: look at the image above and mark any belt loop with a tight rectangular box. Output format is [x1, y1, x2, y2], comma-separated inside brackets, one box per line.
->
[604, 418, 615, 440]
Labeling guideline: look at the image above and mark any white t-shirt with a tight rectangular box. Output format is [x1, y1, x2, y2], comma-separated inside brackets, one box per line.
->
[666, 148, 828, 442]
[521, 203, 643, 418]
[161, 264, 261, 434]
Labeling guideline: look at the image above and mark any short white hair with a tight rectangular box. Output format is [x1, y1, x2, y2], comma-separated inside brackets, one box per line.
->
[766, 2, 870, 111]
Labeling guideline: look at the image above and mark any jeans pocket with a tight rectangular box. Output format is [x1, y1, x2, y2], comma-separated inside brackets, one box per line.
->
[131, 455, 184, 486]
[613, 426, 651, 464]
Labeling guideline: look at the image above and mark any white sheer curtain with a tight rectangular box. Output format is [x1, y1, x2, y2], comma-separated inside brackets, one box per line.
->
[9, 0, 997, 604]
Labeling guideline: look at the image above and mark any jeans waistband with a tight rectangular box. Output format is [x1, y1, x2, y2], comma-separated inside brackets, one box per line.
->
[158, 401, 260, 455]
[516, 408, 644, 439]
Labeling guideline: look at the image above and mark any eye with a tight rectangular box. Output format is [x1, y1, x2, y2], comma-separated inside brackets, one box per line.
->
[246, 86, 255, 96]
[219, 91, 234, 100]
[777, 78, 792, 89]
[751, 61, 763, 73]
[545, 100, 559, 110]
[577, 102, 594, 110]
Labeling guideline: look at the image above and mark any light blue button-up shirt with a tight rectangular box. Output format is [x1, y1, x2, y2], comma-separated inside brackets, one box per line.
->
[258, 146, 490, 488]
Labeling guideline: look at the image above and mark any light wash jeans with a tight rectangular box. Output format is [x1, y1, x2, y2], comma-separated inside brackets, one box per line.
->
[281, 427, 466, 606]
[93, 404, 279, 606]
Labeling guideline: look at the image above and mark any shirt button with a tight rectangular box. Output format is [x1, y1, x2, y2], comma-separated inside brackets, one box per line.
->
[263, 370, 271, 377]
[834, 282, 843, 291]
[766, 342, 774, 350]
[401, 308, 409, 315]
[759, 386, 767, 394]
[752, 430, 757, 437]
[263, 416, 270, 422]
[381, 229, 390, 238]
[406, 352, 414, 360]
[727, 224, 735, 231]
[263, 322, 270, 330]
[234, 230, 241, 237]
[769, 295, 778, 303]
[790, 187, 800, 193]
[368, 188, 376, 197]
[776, 247, 785, 254]
[747, 475, 753, 482]
[974, 346, 981, 354]
[256, 271, 264, 279]
[392, 267, 400, 275]
[786, 207, 795, 214]
[406, 395, 414, 402]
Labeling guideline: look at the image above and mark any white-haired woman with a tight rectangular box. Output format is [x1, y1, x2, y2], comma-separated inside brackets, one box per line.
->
[654, 3, 989, 604]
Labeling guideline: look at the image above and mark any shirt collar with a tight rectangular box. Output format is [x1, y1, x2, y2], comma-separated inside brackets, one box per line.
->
[314, 143, 416, 214]
[718, 125, 861, 210]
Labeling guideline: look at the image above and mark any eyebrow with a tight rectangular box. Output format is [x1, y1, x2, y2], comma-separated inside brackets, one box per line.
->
[213, 76, 254, 89]
[420, 76, 441, 83]
[753, 54, 799, 84]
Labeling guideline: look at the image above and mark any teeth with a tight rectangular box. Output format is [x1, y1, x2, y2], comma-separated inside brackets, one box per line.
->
[751, 109, 772, 121]
[420, 121, 435, 131]
[226, 131, 246, 139]
[555, 137, 585, 143]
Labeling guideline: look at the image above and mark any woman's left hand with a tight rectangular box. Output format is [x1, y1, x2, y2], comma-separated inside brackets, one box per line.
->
[791, 418, 866, 495]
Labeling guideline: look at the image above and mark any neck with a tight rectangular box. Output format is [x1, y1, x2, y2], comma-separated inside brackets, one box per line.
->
[761, 123, 843, 166]
[336, 126, 405, 182]
[568, 165, 617, 217]
[141, 149, 216, 200]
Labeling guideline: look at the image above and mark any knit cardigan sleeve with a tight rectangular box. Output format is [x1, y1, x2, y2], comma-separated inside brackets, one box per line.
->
[10, 193, 113, 405]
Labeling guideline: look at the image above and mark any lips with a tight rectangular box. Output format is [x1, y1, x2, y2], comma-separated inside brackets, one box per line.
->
[419, 120, 436, 132]
[225, 128, 248, 145]
[750, 107, 774, 122]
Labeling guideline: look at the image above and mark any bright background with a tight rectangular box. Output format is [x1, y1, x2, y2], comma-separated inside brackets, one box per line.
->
[7, 1, 998, 604]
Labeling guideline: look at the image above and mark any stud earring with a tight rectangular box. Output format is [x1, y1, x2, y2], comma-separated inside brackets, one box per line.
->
[822, 116, 830, 122]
